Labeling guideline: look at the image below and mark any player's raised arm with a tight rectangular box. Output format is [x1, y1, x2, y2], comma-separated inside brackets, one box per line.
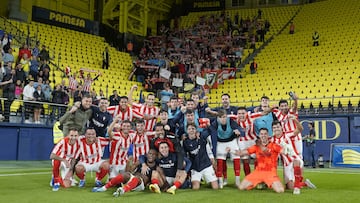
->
[108, 115, 121, 139]
[127, 85, 138, 105]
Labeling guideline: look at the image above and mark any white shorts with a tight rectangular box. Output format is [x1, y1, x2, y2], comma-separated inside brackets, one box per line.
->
[293, 139, 303, 159]
[191, 166, 217, 183]
[283, 158, 304, 184]
[216, 139, 240, 160]
[238, 139, 256, 159]
[77, 160, 107, 173]
[166, 177, 175, 185]
[52, 160, 71, 179]
[109, 164, 126, 179]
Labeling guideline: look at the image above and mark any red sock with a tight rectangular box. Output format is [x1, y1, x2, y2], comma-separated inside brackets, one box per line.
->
[123, 177, 139, 192]
[52, 160, 61, 184]
[174, 181, 182, 189]
[151, 178, 159, 185]
[254, 159, 258, 169]
[216, 159, 223, 178]
[76, 171, 85, 180]
[96, 168, 108, 181]
[233, 159, 241, 176]
[243, 160, 251, 176]
[105, 174, 124, 188]
[294, 166, 302, 188]
[223, 160, 227, 179]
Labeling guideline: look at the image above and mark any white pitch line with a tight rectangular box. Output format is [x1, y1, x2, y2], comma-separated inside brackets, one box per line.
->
[0, 172, 51, 177]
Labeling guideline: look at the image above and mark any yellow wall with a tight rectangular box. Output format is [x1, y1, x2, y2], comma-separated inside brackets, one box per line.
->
[20, 0, 94, 22]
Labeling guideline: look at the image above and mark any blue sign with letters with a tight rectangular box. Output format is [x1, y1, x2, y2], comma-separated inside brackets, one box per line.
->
[301, 117, 349, 161]
[331, 144, 360, 168]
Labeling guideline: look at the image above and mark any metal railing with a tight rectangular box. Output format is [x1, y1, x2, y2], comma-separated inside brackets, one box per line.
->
[0, 97, 69, 126]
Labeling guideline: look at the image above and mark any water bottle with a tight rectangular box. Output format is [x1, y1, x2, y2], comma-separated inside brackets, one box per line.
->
[289, 91, 295, 100]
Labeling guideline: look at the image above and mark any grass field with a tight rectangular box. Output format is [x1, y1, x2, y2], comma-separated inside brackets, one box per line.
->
[0, 161, 359, 203]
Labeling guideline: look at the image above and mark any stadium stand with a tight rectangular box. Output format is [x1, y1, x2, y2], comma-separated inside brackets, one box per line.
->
[206, 0, 360, 109]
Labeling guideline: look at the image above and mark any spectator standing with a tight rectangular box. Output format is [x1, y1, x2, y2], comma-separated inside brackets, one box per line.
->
[29, 56, 39, 81]
[39, 45, 50, 62]
[160, 82, 174, 110]
[109, 90, 120, 106]
[304, 122, 316, 168]
[23, 79, 35, 123]
[15, 63, 26, 85]
[0, 62, 15, 122]
[289, 22, 295, 34]
[14, 79, 23, 99]
[250, 59, 257, 74]
[102, 47, 109, 69]
[312, 31, 319, 46]
[33, 85, 45, 124]
[3, 47, 14, 64]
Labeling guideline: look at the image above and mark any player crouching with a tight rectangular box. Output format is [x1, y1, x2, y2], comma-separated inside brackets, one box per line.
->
[92, 149, 160, 197]
[148, 142, 191, 195]
[50, 128, 80, 191]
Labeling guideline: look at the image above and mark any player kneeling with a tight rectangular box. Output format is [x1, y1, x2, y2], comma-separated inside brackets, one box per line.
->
[148, 142, 191, 195]
[74, 127, 110, 187]
[50, 128, 80, 191]
[235, 128, 285, 193]
[92, 149, 160, 197]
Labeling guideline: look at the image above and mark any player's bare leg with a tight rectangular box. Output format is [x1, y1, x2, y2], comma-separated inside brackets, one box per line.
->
[272, 181, 285, 193]
[238, 179, 253, 190]
[166, 170, 187, 195]
[95, 161, 110, 187]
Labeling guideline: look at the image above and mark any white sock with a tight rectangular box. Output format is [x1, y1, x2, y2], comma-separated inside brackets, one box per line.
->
[235, 176, 241, 186]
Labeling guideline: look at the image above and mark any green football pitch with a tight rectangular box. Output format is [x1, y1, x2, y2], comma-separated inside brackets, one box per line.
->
[0, 161, 359, 203]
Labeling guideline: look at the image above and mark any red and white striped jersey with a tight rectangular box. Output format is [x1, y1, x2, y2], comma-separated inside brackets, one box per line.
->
[51, 137, 80, 161]
[107, 106, 143, 121]
[273, 109, 298, 133]
[82, 79, 92, 92]
[131, 131, 156, 162]
[76, 136, 109, 164]
[271, 134, 300, 166]
[68, 76, 78, 90]
[237, 112, 262, 141]
[132, 103, 159, 131]
[109, 132, 133, 165]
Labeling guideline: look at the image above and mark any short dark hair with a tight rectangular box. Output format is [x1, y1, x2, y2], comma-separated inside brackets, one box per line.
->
[122, 120, 132, 125]
[237, 107, 247, 111]
[186, 99, 194, 103]
[217, 109, 227, 117]
[119, 96, 128, 100]
[82, 93, 92, 99]
[221, 93, 230, 98]
[170, 96, 178, 101]
[135, 119, 145, 124]
[272, 120, 282, 127]
[147, 93, 155, 98]
[159, 109, 168, 114]
[259, 127, 268, 132]
[187, 123, 197, 129]
[261, 96, 269, 100]
[185, 109, 194, 115]
[279, 99, 288, 106]
[155, 122, 164, 128]
[85, 126, 96, 132]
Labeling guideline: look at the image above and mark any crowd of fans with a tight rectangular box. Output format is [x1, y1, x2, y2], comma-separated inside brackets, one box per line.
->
[130, 10, 270, 98]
